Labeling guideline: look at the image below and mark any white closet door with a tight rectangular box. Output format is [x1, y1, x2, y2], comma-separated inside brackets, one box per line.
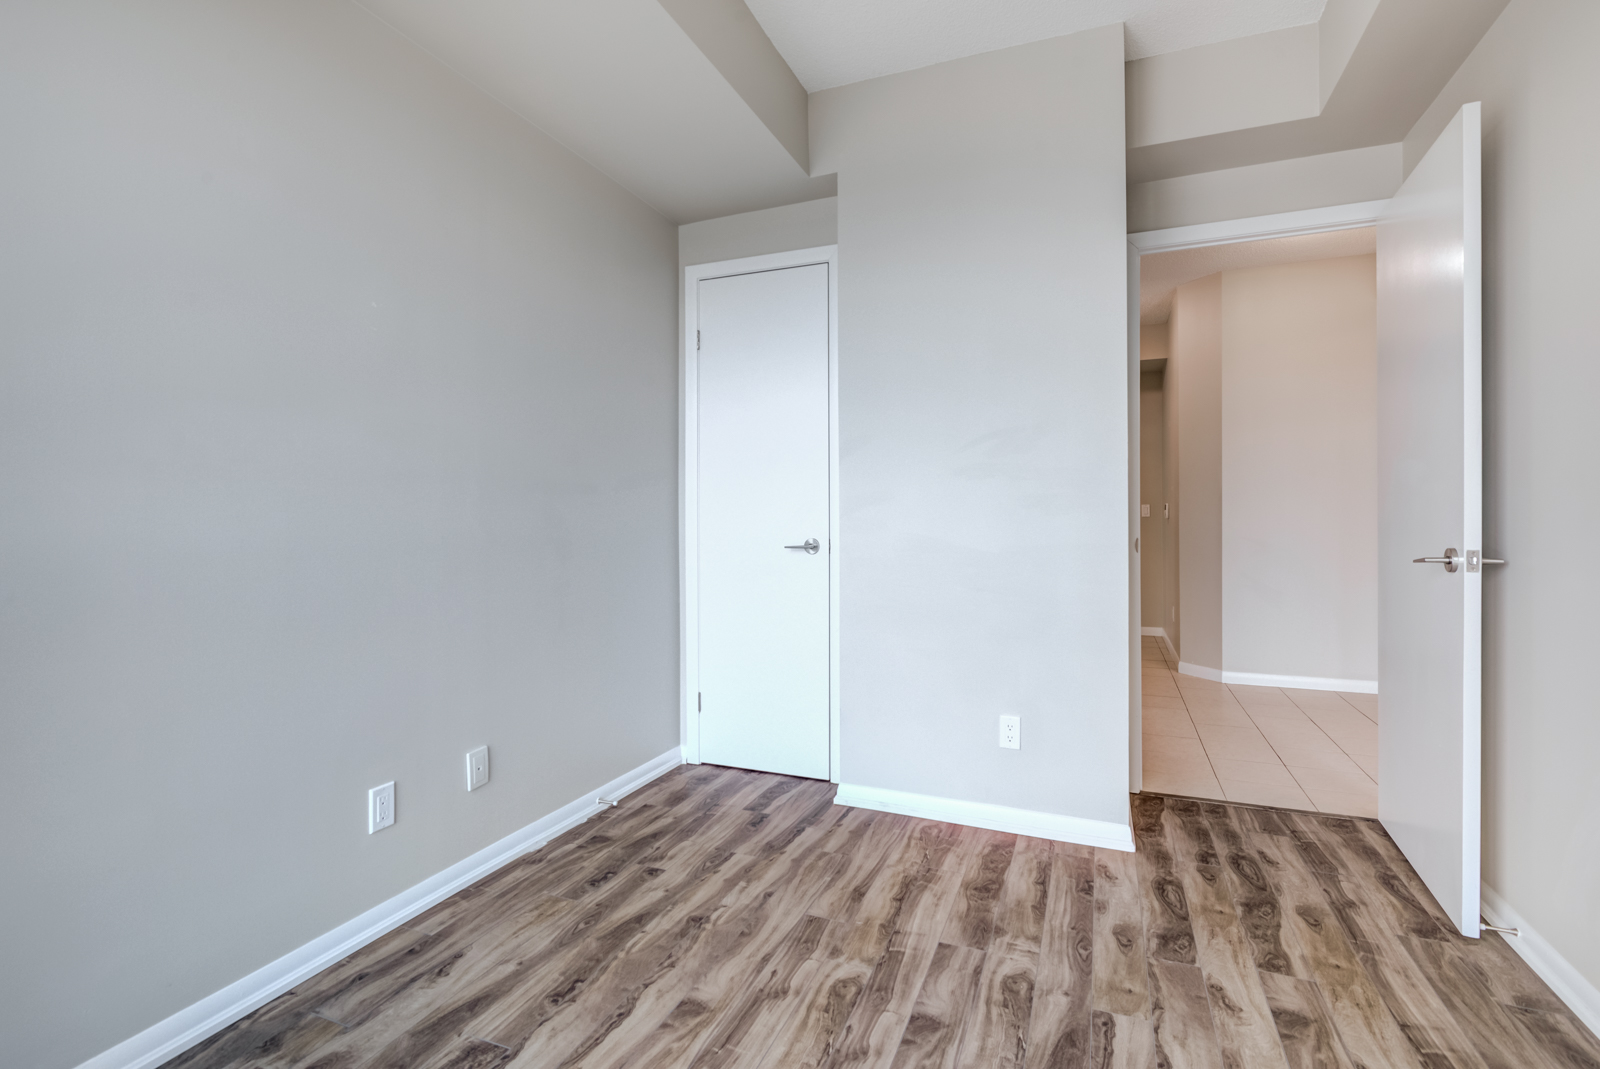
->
[697, 263, 830, 779]
[1377, 102, 1484, 936]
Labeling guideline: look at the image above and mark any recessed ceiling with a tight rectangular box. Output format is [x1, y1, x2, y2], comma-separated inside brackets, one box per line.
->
[1140, 227, 1374, 324]
[745, 0, 1327, 92]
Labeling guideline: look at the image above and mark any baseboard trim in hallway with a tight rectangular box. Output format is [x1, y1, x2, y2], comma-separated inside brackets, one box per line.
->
[1482, 882, 1600, 1038]
[1177, 660, 1379, 694]
[75, 746, 685, 1069]
[834, 782, 1135, 851]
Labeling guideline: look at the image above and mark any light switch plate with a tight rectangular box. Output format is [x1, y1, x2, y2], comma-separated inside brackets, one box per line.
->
[369, 781, 395, 833]
[466, 746, 489, 791]
[1140, 504, 1150, 517]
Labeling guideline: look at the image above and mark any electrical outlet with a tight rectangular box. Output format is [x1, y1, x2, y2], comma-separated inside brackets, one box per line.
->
[368, 781, 395, 833]
[466, 746, 489, 791]
[998, 715, 1020, 749]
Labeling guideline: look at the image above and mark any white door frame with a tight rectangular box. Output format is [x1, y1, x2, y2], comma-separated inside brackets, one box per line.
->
[681, 245, 840, 781]
[1129, 199, 1390, 255]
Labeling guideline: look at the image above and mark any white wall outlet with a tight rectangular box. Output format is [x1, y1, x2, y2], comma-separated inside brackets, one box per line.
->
[368, 781, 395, 833]
[1140, 503, 1150, 517]
[466, 746, 489, 791]
[999, 715, 1020, 749]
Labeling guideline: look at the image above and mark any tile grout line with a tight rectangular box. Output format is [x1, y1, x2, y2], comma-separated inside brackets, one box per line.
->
[1143, 656, 1220, 792]
[1275, 687, 1379, 790]
[1183, 674, 1320, 811]
[1166, 664, 1229, 799]
[1335, 688, 1381, 727]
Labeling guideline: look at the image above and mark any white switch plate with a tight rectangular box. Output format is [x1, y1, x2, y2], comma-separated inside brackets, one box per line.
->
[368, 781, 395, 833]
[999, 715, 1020, 749]
[1140, 504, 1150, 517]
[466, 746, 489, 791]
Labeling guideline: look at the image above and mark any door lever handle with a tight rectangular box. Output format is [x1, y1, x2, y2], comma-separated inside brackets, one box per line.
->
[784, 538, 821, 555]
[1413, 548, 1507, 573]
[1413, 548, 1462, 572]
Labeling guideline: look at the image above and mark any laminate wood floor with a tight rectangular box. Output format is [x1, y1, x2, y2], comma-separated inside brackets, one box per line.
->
[161, 766, 1600, 1069]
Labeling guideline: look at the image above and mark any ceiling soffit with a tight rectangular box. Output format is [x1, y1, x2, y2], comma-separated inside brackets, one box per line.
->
[1127, 0, 1509, 183]
[357, 0, 831, 223]
[745, 0, 1325, 93]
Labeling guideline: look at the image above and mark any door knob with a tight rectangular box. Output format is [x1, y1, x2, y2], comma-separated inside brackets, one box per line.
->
[784, 538, 820, 555]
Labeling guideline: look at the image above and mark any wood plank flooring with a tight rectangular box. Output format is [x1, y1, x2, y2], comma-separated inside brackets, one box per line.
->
[160, 767, 1600, 1069]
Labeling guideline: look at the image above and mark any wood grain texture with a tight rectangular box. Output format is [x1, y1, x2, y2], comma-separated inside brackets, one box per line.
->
[1164, 798, 1289, 1069]
[1092, 849, 1151, 1018]
[1257, 970, 1355, 1069]
[889, 942, 985, 1069]
[1025, 844, 1095, 1069]
[159, 776, 1600, 1069]
[1131, 795, 1198, 966]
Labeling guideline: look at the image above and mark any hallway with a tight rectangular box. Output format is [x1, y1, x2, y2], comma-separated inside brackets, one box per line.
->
[1142, 636, 1380, 816]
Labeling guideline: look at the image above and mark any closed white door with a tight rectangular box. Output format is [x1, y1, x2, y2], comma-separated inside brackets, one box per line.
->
[1377, 102, 1484, 936]
[697, 263, 830, 779]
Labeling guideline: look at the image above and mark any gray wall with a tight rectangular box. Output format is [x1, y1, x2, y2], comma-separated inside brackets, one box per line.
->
[0, 4, 679, 1067]
[1403, 0, 1600, 993]
[678, 196, 837, 267]
[1170, 275, 1224, 670]
[811, 25, 1131, 824]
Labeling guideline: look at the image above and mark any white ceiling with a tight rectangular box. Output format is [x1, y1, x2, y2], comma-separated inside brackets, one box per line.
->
[745, 0, 1327, 92]
[1140, 226, 1374, 324]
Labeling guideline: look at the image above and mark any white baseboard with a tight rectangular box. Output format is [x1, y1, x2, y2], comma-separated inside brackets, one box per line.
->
[77, 746, 685, 1069]
[1176, 661, 1378, 694]
[1177, 660, 1225, 682]
[833, 783, 1134, 852]
[1141, 627, 1178, 661]
[1481, 882, 1600, 1038]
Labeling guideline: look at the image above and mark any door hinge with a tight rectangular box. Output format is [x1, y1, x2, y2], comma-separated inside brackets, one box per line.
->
[696, 330, 701, 351]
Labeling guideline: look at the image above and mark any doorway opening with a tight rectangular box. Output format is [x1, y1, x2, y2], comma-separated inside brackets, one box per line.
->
[1133, 221, 1382, 818]
[1130, 102, 1484, 939]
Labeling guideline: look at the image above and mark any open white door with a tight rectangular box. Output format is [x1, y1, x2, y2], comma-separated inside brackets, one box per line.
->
[1377, 102, 1484, 937]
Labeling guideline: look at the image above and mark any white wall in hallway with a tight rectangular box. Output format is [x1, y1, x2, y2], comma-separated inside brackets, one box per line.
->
[1222, 255, 1378, 683]
[1140, 368, 1170, 632]
[1171, 275, 1225, 671]
[1166, 257, 1378, 686]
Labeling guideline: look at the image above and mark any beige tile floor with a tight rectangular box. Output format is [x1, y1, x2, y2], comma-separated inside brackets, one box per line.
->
[1140, 635, 1380, 817]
